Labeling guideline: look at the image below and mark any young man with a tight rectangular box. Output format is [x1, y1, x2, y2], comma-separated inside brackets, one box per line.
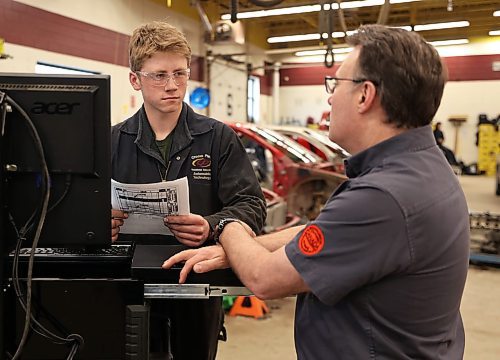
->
[111, 21, 266, 360]
[164, 25, 470, 359]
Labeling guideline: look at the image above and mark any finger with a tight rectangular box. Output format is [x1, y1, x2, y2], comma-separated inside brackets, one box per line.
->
[170, 229, 205, 242]
[193, 258, 222, 274]
[112, 219, 124, 228]
[178, 255, 202, 284]
[164, 215, 192, 225]
[169, 228, 206, 243]
[162, 250, 194, 269]
[165, 214, 203, 226]
[167, 223, 204, 233]
[112, 209, 128, 219]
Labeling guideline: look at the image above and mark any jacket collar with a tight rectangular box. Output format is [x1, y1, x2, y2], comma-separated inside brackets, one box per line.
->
[120, 103, 215, 159]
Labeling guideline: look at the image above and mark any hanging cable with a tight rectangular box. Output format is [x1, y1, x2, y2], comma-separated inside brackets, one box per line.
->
[336, 0, 348, 33]
[5, 93, 50, 360]
[324, 3, 335, 68]
[230, 0, 238, 23]
[3, 93, 83, 360]
[377, 0, 391, 25]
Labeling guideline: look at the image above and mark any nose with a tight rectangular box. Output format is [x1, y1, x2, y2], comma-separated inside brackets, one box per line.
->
[328, 94, 333, 106]
[164, 76, 177, 90]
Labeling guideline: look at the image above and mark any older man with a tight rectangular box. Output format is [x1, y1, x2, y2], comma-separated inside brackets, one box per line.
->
[164, 24, 469, 359]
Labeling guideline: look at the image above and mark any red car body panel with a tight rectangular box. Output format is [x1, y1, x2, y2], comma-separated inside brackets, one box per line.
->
[228, 122, 347, 219]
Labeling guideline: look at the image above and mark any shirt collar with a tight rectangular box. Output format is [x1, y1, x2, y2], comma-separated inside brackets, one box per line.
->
[345, 125, 436, 178]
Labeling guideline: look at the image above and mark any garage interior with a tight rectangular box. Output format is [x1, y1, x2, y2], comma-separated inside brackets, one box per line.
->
[0, 0, 499, 359]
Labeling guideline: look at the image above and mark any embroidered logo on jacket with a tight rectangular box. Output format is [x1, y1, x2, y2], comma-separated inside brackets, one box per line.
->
[191, 154, 212, 181]
[298, 225, 324, 256]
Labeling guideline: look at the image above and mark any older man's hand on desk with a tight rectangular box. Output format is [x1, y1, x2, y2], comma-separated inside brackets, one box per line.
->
[162, 245, 229, 284]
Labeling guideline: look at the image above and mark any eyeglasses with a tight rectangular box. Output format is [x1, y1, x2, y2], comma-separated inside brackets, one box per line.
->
[135, 69, 191, 87]
[324, 76, 368, 94]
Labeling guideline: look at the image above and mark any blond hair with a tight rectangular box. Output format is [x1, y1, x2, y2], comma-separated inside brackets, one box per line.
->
[129, 21, 192, 71]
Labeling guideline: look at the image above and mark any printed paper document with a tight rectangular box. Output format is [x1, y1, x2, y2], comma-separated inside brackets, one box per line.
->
[111, 177, 190, 235]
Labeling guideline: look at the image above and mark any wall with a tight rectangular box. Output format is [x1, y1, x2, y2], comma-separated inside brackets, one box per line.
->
[435, 81, 500, 164]
[275, 41, 500, 164]
[0, 0, 252, 124]
[277, 80, 500, 165]
[208, 60, 247, 122]
[0, 0, 209, 124]
[278, 85, 328, 126]
[1, 43, 138, 125]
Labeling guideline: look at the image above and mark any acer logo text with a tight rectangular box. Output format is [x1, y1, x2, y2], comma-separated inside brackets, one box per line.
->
[31, 102, 80, 115]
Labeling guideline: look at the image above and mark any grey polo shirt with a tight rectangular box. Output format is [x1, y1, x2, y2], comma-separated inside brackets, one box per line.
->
[285, 126, 469, 359]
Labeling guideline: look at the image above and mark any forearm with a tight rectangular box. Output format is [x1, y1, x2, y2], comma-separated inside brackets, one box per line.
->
[219, 223, 275, 296]
[256, 225, 305, 251]
[219, 222, 307, 299]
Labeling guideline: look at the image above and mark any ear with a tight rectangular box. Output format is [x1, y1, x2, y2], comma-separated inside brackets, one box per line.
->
[357, 81, 377, 113]
[129, 71, 142, 91]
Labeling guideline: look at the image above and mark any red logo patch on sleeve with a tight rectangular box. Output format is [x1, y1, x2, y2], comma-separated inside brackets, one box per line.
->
[298, 225, 325, 256]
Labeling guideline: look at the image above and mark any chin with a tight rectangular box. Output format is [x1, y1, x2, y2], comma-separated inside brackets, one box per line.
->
[161, 99, 181, 106]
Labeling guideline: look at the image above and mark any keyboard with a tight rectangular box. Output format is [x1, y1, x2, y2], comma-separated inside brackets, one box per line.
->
[10, 244, 133, 261]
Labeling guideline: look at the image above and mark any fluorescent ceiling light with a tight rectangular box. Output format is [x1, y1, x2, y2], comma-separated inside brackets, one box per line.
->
[293, 39, 467, 59]
[268, 33, 321, 43]
[414, 21, 469, 31]
[429, 39, 469, 46]
[222, 0, 420, 20]
[296, 48, 353, 56]
[339, 0, 417, 10]
[392, 25, 412, 31]
[494, 10, 500, 16]
[321, 31, 355, 38]
[489, 30, 500, 36]
[268, 21, 468, 44]
[268, 31, 354, 44]
[221, 4, 321, 20]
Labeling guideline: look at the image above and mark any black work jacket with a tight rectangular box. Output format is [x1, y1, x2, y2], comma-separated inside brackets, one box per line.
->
[111, 103, 266, 242]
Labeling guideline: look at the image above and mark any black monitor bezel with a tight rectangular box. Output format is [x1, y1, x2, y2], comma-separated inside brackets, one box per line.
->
[0, 73, 111, 248]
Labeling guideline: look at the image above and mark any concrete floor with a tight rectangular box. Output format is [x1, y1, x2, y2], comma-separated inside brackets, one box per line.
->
[217, 175, 500, 360]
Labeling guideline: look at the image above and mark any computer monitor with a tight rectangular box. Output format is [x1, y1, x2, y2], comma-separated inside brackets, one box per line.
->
[0, 73, 111, 248]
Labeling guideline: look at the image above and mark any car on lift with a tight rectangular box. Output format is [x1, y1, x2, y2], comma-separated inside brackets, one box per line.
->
[228, 122, 347, 219]
[261, 187, 303, 234]
[267, 125, 350, 174]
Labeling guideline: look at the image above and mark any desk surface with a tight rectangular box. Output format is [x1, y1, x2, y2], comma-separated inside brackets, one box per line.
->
[131, 244, 244, 287]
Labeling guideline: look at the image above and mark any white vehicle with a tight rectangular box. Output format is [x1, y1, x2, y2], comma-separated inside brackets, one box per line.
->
[267, 125, 350, 174]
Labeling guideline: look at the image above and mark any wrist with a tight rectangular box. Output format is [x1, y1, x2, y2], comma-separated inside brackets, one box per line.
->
[214, 218, 242, 243]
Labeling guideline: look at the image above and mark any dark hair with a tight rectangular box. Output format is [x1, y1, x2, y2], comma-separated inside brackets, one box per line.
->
[347, 25, 447, 128]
